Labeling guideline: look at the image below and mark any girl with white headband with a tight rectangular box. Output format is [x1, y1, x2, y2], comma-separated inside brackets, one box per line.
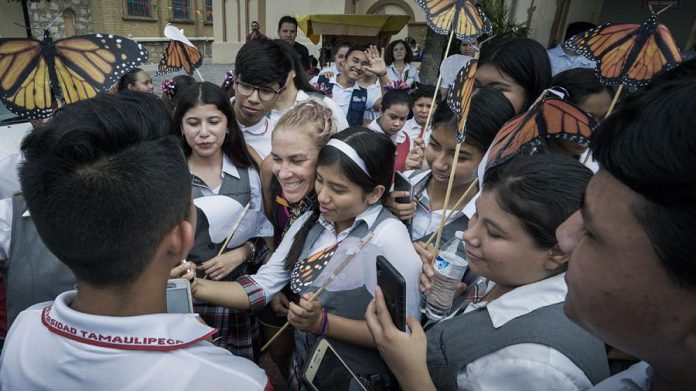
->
[188, 127, 422, 390]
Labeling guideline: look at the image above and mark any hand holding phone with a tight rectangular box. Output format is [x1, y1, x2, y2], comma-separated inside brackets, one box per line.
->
[166, 278, 194, 314]
[376, 256, 407, 332]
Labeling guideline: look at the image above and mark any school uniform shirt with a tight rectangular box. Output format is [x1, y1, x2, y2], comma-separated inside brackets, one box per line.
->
[405, 170, 474, 241]
[452, 273, 593, 390]
[386, 62, 420, 87]
[0, 152, 22, 199]
[269, 90, 349, 132]
[309, 66, 339, 85]
[590, 361, 651, 390]
[241, 204, 422, 319]
[548, 45, 596, 76]
[362, 80, 383, 123]
[0, 291, 271, 390]
[236, 116, 275, 160]
[403, 117, 430, 143]
[367, 119, 413, 172]
[330, 79, 378, 124]
[440, 54, 473, 90]
[194, 154, 263, 213]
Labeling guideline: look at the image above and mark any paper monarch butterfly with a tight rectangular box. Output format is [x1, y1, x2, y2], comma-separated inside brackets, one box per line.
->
[290, 243, 338, 293]
[157, 25, 203, 76]
[446, 58, 478, 118]
[415, 0, 493, 41]
[0, 30, 148, 119]
[562, 11, 682, 89]
[486, 91, 597, 171]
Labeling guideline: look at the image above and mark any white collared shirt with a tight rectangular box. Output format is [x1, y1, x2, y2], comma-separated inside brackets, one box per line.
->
[440, 54, 473, 89]
[236, 116, 275, 159]
[367, 119, 412, 150]
[386, 63, 420, 87]
[403, 118, 430, 142]
[331, 79, 378, 120]
[269, 90, 349, 132]
[590, 361, 651, 390]
[250, 204, 422, 318]
[190, 154, 263, 213]
[454, 274, 593, 390]
[548, 45, 597, 76]
[0, 291, 270, 390]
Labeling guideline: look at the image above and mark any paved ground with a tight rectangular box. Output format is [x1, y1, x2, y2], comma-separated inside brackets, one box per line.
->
[141, 59, 234, 94]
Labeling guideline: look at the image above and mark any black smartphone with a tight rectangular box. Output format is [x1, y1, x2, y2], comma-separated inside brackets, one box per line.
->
[393, 171, 413, 204]
[376, 256, 407, 332]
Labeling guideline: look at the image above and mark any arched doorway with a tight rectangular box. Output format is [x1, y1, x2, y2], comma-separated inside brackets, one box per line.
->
[63, 8, 76, 37]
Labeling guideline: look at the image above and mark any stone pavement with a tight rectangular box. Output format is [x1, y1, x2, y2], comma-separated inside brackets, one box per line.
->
[141, 60, 234, 95]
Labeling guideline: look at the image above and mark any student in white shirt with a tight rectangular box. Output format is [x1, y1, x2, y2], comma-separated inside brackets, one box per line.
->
[0, 92, 269, 390]
[439, 39, 476, 97]
[401, 85, 440, 143]
[366, 89, 413, 172]
[367, 153, 610, 390]
[188, 128, 422, 390]
[557, 79, 696, 391]
[385, 39, 420, 88]
[310, 41, 351, 84]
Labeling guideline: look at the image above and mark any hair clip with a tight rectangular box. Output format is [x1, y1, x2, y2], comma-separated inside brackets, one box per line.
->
[222, 70, 236, 89]
[383, 80, 410, 92]
[161, 79, 177, 98]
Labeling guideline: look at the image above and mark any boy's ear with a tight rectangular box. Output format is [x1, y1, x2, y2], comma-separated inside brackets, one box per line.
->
[367, 185, 386, 205]
[544, 244, 569, 272]
[165, 204, 196, 261]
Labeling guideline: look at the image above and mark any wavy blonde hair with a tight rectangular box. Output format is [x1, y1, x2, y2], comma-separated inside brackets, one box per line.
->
[273, 99, 337, 148]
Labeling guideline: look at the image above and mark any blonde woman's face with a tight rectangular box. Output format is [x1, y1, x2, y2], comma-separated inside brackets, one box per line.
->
[270, 129, 320, 203]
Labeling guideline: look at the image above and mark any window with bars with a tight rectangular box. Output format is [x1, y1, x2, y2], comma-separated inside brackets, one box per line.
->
[171, 0, 191, 20]
[205, 0, 213, 22]
[126, 0, 152, 18]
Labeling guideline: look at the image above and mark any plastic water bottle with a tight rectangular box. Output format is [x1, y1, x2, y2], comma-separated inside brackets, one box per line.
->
[425, 231, 468, 320]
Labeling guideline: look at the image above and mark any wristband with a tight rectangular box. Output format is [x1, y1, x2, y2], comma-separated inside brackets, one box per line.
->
[313, 308, 329, 336]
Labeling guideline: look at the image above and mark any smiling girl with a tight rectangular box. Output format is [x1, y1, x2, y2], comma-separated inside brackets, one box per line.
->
[192, 128, 421, 389]
[367, 153, 610, 391]
[173, 81, 264, 360]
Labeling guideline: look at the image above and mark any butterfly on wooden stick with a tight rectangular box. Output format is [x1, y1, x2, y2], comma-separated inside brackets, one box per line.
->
[0, 30, 148, 119]
[416, 0, 493, 41]
[157, 25, 203, 76]
[446, 58, 478, 143]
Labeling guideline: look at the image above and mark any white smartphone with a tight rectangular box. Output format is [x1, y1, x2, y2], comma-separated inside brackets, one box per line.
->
[303, 339, 367, 391]
[166, 278, 193, 314]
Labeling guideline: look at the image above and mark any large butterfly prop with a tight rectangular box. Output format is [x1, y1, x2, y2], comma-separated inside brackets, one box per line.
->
[486, 91, 598, 171]
[446, 58, 478, 142]
[157, 25, 203, 76]
[0, 30, 148, 119]
[563, 10, 682, 89]
[416, 0, 492, 41]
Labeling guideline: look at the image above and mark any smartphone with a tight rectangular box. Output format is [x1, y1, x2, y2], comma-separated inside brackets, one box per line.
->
[393, 171, 413, 204]
[303, 339, 367, 391]
[166, 278, 193, 314]
[376, 256, 407, 332]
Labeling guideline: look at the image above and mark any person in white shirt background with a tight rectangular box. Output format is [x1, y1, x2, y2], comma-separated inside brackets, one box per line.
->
[385, 39, 420, 88]
[547, 21, 597, 76]
[401, 84, 440, 143]
[439, 39, 477, 97]
[557, 78, 696, 391]
[185, 128, 422, 390]
[366, 89, 413, 172]
[310, 41, 351, 84]
[366, 153, 609, 391]
[0, 91, 269, 390]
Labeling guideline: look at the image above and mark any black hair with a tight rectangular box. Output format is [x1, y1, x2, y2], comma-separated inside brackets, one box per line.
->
[646, 57, 696, 90]
[411, 84, 440, 104]
[484, 153, 592, 251]
[591, 79, 696, 289]
[381, 89, 412, 112]
[345, 45, 367, 61]
[564, 21, 597, 41]
[551, 68, 613, 108]
[283, 127, 395, 269]
[19, 92, 190, 286]
[384, 39, 414, 65]
[479, 37, 552, 112]
[162, 75, 197, 113]
[278, 15, 298, 31]
[333, 41, 352, 58]
[172, 81, 256, 170]
[431, 86, 514, 152]
[116, 67, 145, 92]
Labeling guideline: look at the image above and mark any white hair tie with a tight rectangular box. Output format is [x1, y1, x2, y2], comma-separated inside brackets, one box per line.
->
[327, 139, 372, 178]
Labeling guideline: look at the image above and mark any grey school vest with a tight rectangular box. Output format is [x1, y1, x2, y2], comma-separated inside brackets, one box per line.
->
[426, 302, 610, 390]
[5, 195, 75, 327]
[188, 169, 251, 269]
[293, 207, 395, 376]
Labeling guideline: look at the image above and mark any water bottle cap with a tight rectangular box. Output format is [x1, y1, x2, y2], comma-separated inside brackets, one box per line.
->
[455, 231, 465, 240]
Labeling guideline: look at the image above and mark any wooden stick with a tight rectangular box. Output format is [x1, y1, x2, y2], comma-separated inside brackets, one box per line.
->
[432, 141, 462, 254]
[581, 84, 622, 166]
[425, 177, 479, 247]
[260, 232, 374, 352]
[202, 202, 251, 280]
[420, 29, 457, 140]
[195, 68, 205, 82]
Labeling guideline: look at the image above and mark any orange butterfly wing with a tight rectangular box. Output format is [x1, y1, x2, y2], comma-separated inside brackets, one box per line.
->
[486, 111, 539, 170]
[416, 0, 492, 40]
[539, 98, 596, 144]
[157, 40, 203, 76]
[446, 59, 478, 117]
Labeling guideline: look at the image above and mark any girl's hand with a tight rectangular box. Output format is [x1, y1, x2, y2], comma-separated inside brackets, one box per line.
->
[405, 139, 425, 170]
[363, 45, 387, 77]
[288, 293, 322, 333]
[170, 261, 196, 281]
[385, 191, 417, 221]
[200, 246, 249, 280]
[320, 71, 335, 79]
[271, 292, 291, 317]
[365, 287, 434, 391]
[413, 241, 435, 292]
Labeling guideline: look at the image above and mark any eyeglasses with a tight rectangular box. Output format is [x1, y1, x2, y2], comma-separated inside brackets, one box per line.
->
[234, 81, 280, 101]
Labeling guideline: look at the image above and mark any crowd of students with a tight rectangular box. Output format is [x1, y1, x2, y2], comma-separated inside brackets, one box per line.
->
[0, 15, 694, 391]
